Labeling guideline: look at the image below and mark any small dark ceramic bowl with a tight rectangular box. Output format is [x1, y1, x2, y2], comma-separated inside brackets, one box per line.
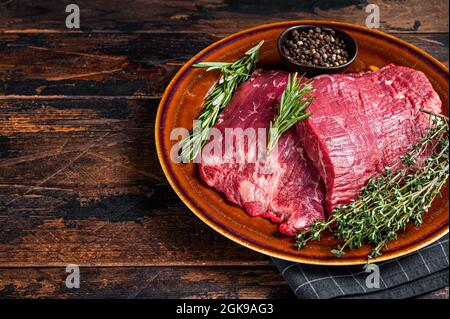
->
[277, 25, 358, 76]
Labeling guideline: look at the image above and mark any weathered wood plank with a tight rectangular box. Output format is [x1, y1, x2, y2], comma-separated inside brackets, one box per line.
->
[0, 33, 447, 97]
[0, 98, 271, 266]
[0, 0, 448, 33]
[0, 32, 217, 97]
[0, 266, 446, 299]
[0, 266, 294, 299]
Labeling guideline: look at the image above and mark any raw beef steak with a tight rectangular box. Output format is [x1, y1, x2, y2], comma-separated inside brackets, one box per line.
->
[198, 69, 326, 235]
[296, 64, 442, 212]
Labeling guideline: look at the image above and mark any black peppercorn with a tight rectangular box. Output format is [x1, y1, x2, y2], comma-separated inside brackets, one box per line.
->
[282, 27, 351, 67]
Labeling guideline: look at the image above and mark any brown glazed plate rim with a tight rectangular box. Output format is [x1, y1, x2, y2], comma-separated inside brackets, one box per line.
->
[155, 21, 449, 265]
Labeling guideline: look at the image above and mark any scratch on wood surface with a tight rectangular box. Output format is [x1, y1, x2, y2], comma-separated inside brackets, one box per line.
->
[1, 132, 110, 207]
[418, 37, 446, 46]
[126, 272, 161, 299]
[45, 68, 126, 81]
[60, 152, 100, 185]
[2, 29, 85, 33]
[165, 61, 186, 66]
[27, 46, 126, 61]
[0, 139, 83, 169]
[170, 14, 189, 20]
[55, 139, 69, 156]
[0, 184, 74, 193]
[87, 151, 158, 179]
[88, 223, 147, 264]
[34, 85, 47, 95]
[0, 116, 86, 134]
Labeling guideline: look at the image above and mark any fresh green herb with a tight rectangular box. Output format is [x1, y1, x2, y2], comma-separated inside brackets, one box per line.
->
[178, 41, 264, 162]
[295, 111, 449, 260]
[267, 73, 313, 153]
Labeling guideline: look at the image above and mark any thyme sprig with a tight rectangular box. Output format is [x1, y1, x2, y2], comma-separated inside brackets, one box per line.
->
[267, 73, 313, 153]
[178, 41, 264, 162]
[295, 111, 449, 260]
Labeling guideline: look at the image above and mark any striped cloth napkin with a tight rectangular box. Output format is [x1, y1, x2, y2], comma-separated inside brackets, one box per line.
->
[272, 235, 449, 299]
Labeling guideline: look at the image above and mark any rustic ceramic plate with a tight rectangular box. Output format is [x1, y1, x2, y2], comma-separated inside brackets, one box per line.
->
[155, 21, 449, 265]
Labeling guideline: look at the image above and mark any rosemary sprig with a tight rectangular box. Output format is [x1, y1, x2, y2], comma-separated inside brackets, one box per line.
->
[267, 73, 313, 153]
[178, 41, 264, 162]
[295, 111, 449, 260]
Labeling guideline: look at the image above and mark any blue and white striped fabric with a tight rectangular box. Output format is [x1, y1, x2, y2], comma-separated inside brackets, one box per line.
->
[272, 235, 449, 299]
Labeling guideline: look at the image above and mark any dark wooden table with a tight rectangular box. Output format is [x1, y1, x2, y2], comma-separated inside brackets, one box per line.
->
[0, 0, 448, 299]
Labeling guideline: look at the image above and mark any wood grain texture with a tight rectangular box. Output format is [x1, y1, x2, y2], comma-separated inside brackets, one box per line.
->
[0, 0, 447, 299]
[0, 266, 294, 299]
[0, 32, 217, 97]
[0, 33, 447, 98]
[0, 266, 446, 299]
[0, 98, 272, 267]
[0, 0, 448, 33]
